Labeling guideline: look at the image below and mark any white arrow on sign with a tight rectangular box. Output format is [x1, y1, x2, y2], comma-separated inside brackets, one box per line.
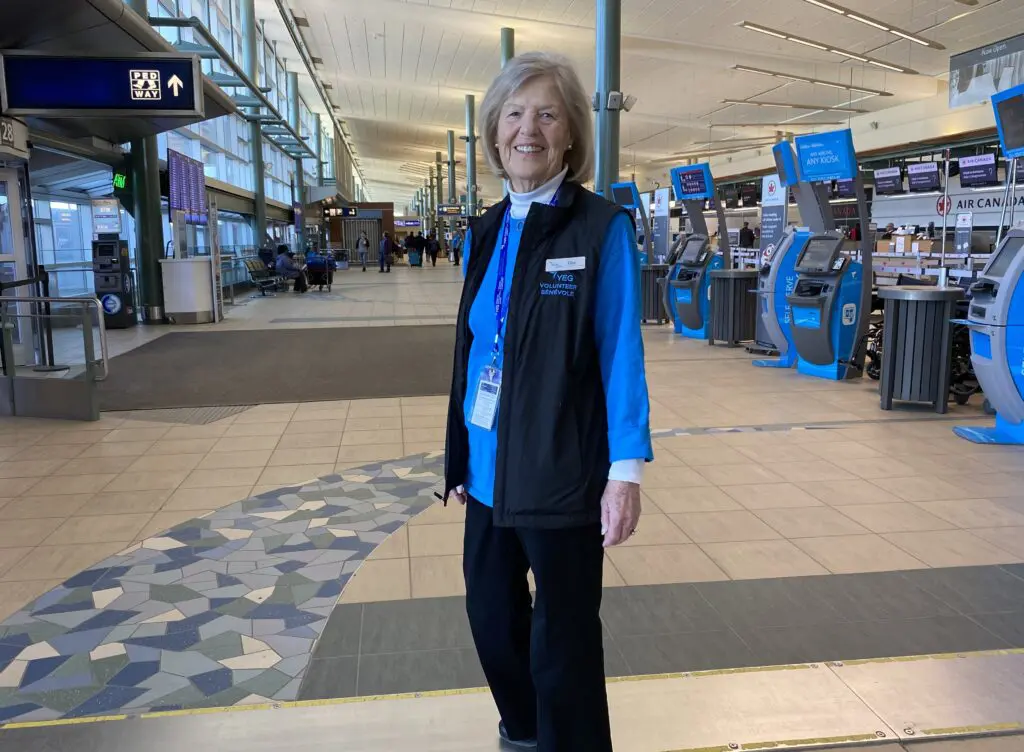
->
[168, 75, 184, 97]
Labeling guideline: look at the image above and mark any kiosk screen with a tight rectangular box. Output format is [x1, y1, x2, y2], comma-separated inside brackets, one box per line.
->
[97, 243, 116, 258]
[798, 238, 838, 271]
[612, 185, 636, 207]
[985, 235, 1024, 279]
[680, 237, 705, 264]
[996, 94, 1024, 155]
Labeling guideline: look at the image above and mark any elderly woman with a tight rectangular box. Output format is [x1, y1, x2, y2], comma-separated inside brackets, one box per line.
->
[444, 52, 653, 751]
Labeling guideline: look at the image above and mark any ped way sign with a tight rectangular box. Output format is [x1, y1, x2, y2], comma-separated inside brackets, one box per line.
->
[0, 52, 203, 117]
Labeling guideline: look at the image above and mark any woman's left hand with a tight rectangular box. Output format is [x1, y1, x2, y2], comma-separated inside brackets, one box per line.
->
[601, 480, 641, 548]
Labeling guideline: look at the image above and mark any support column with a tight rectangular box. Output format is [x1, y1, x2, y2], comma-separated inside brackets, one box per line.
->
[128, 0, 164, 323]
[446, 130, 457, 204]
[435, 152, 444, 213]
[594, 0, 621, 197]
[314, 114, 324, 187]
[465, 94, 478, 217]
[288, 72, 306, 252]
[500, 27, 515, 67]
[241, 0, 267, 246]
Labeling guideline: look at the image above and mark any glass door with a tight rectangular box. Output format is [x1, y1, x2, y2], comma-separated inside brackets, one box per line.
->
[0, 169, 30, 364]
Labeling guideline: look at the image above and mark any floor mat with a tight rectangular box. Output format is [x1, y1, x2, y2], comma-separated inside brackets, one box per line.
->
[98, 326, 455, 410]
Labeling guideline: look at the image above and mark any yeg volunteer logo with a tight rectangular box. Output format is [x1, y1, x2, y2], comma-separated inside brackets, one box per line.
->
[540, 271, 577, 298]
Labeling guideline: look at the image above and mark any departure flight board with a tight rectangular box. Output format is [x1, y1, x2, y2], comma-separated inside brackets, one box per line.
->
[167, 149, 207, 225]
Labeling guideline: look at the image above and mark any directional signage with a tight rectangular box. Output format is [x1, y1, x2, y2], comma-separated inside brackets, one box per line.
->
[0, 52, 203, 117]
[437, 204, 464, 216]
[794, 129, 858, 183]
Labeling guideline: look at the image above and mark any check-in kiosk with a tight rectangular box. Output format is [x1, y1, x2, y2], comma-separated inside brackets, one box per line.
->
[610, 181, 652, 260]
[955, 82, 1024, 444]
[610, 181, 665, 323]
[664, 163, 730, 339]
[92, 233, 136, 329]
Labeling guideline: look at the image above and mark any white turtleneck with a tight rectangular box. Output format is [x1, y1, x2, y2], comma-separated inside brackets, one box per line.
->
[507, 167, 568, 219]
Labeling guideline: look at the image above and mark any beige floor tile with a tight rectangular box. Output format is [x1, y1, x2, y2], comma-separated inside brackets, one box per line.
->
[342, 429, 404, 446]
[401, 403, 448, 417]
[696, 464, 782, 486]
[57, 457, 139, 476]
[0, 579, 64, 621]
[914, 498, 1024, 529]
[410, 555, 466, 598]
[669, 511, 780, 544]
[291, 408, 350, 422]
[0, 495, 91, 519]
[135, 510, 211, 540]
[9, 444, 87, 461]
[77, 441, 156, 458]
[804, 442, 883, 461]
[769, 461, 856, 483]
[277, 433, 344, 451]
[25, 474, 117, 496]
[269, 448, 338, 467]
[883, 530, 1021, 567]
[0, 518, 64, 547]
[971, 527, 1024, 558]
[949, 472, 1024, 499]
[836, 503, 956, 534]
[668, 447, 751, 467]
[348, 404, 402, 419]
[150, 438, 220, 456]
[831, 457, 921, 480]
[722, 483, 824, 511]
[606, 544, 728, 585]
[643, 487, 741, 514]
[602, 556, 626, 587]
[401, 414, 447, 429]
[0, 478, 40, 496]
[402, 427, 445, 444]
[336, 444, 405, 464]
[284, 420, 350, 437]
[797, 479, 903, 507]
[793, 535, 928, 574]
[700, 540, 829, 580]
[339, 558, 412, 603]
[754, 507, 870, 538]
[196, 450, 274, 470]
[409, 500, 467, 526]
[655, 435, 727, 452]
[621, 513, 691, 547]
[84, 489, 174, 516]
[222, 422, 289, 438]
[256, 464, 334, 487]
[35, 431, 110, 446]
[345, 416, 403, 432]
[212, 435, 284, 452]
[404, 442, 445, 455]
[0, 459, 68, 478]
[179, 467, 263, 489]
[45, 513, 153, 546]
[408, 523, 464, 557]
[369, 527, 410, 560]
[870, 476, 969, 503]
[643, 466, 714, 489]
[127, 453, 206, 473]
[163, 485, 254, 511]
[100, 427, 171, 443]
[0, 547, 32, 578]
[236, 404, 298, 421]
[733, 444, 821, 464]
[102, 470, 189, 493]
[1, 542, 123, 581]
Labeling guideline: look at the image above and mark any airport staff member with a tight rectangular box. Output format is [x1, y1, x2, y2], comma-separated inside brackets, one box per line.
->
[739, 221, 755, 248]
[443, 51, 653, 752]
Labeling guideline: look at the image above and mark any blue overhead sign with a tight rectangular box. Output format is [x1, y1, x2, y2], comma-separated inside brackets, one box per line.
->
[992, 82, 1024, 159]
[670, 163, 716, 201]
[793, 129, 857, 183]
[772, 142, 800, 186]
[0, 53, 203, 117]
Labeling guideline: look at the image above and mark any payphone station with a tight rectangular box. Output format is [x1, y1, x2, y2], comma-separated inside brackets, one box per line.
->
[92, 233, 136, 329]
[955, 82, 1024, 444]
[781, 129, 872, 380]
[663, 163, 725, 338]
[753, 141, 839, 368]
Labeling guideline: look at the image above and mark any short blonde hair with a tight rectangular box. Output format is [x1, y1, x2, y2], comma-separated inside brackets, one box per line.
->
[479, 52, 593, 184]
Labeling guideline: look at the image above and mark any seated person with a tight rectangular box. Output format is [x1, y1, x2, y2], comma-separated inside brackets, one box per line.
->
[275, 245, 308, 293]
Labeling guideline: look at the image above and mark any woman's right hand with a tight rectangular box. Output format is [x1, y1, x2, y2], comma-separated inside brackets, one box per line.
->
[451, 485, 468, 505]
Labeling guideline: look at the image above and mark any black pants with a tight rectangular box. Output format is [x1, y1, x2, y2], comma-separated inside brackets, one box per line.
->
[464, 498, 611, 752]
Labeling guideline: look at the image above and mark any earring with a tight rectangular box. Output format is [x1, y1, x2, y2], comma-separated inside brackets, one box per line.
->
[568, 144, 573, 150]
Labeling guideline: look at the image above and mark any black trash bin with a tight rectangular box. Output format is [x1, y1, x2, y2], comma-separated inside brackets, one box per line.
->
[641, 264, 670, 324]
[708, 269, 758, 346]
[878, 285, 965, 414]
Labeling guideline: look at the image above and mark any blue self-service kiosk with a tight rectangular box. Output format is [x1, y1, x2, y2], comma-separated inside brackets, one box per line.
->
[955, 82, 1024, 444]
[664, 163, 732, 339]
[609, 181, 652, 263]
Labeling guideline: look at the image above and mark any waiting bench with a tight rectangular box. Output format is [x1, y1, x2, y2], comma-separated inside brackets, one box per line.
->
[244, 259, 285, 295]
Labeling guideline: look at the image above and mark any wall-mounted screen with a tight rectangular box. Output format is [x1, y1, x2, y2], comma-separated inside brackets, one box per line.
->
[873, 166, 904, 195]
[835, 179, 856, 199]
[959, 154, 999, 187]
[908, 162, 941, 193]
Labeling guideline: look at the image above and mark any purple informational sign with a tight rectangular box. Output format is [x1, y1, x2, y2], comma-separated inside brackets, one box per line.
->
[959, 154, 998, 187]
[907, 162, 941, 193]
[167, 148, 208, 225]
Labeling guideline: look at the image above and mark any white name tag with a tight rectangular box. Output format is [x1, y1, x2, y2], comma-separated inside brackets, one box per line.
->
[545, 256, 586, 272]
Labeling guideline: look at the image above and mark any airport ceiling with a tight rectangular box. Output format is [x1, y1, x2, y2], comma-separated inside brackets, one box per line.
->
[267, 0, 1020, 207]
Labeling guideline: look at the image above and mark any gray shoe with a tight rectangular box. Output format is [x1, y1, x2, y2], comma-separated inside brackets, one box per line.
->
[498, 721, 537, 749]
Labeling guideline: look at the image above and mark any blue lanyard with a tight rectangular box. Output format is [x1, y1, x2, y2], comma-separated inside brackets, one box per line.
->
[490, 189, 559, 363]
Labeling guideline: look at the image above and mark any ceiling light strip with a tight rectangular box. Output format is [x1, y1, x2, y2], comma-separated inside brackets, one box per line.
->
[722, 99, 865, 113]
[732, 64, 892, 96]
[738, 22, 918, 74]
[797, 0, 943, 49]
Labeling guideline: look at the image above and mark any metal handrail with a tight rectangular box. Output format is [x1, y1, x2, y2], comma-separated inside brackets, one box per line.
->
[0, 296, 109, 381]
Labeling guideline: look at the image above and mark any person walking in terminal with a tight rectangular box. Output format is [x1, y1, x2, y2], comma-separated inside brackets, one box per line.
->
[356, 231, 370, 271]
[443, 51, 653, 752]
[378, 231, 392, 273]
[427, 231, 441, 267]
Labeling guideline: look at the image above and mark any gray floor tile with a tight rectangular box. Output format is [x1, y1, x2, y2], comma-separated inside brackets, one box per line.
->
[311, 604, 363, 659]
[968, 612, 1024, 648]
[602, 639, 631, 678]
[901, 566, 1024, 615]
[600, 584, 728, 637]
[695, 577, 845, 630]
[356, 649, 486, 695]
[359, 597, 474, 654]
[615, 630, 755, 675]
[297, 657, 359, 700]
[801, 571, 959, 622]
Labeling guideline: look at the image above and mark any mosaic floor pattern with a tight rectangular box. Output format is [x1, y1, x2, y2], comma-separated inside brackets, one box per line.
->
[0, 453, 444, 724]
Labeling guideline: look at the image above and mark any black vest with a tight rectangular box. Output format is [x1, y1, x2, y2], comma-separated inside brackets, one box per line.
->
[444, 181, 629, 528]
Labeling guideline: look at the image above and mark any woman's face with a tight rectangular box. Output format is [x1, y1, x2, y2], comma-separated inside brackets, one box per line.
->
[497, 76, 571, 193]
